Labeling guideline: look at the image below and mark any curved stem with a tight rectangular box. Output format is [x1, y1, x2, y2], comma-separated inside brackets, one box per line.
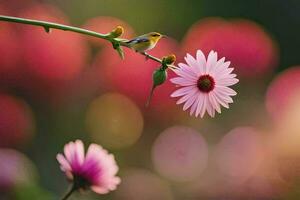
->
[146, 85, 156, 107]
[0, 15, 177, 69]
[61, 184, 76, 200]
[0, 15, 110, 40]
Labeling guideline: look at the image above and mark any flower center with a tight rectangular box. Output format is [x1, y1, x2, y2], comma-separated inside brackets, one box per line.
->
[73, 175, 91, 190]
[197, 74, 215, 93]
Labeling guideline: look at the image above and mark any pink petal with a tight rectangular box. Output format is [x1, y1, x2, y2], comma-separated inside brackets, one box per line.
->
[63, 140, 84, 170]
[178, 63, 196, 74]
[196, 50, 206, 73]
[100, 154, 119, 176]
[91, 176, 120, 194]
[215, 89, 234, 104]
[221, 61, 231, 69]
[174, 68, 198, 81]
[176, 89, 198, 105]
[185, 53, 198, 68]
[216, 86, 237, 96]
[181, 64, 201, 77]
[85, 144, 120, 185]
[216, 91, 234, 103]
[206, 97, 215, 117]
[171, 86, 197, 97]
[86, 144, 104, 162]
[183, 93, 198, 111]
[214, 61, 231, 74]
[215, 74, 236, 80]
[201, 95, 208, 118]
[220, 68, 235, 77]
[189, 95, 199, 116]
[105, 176, 121, 189]
[209, 93, 221, 113]
[210, 57, 225, 76]
[170, 77, 196, 86]
[217, 78, 239, 86]
[63, 143, 73, 163]
[75, 140, 85, 165]
[91, 186, 109, 194]
[56, 154, 71, 172]
[195, 94, 204, 117]
[213, 90, 229, 109]
[206, 51, 218, 73]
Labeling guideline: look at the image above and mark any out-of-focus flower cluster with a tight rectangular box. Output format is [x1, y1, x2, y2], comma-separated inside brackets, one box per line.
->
[1, 1, 300, 200]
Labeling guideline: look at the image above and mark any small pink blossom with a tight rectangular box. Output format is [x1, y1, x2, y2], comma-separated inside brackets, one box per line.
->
[57, 140, 120, 194]
[171, 50, 239, 117]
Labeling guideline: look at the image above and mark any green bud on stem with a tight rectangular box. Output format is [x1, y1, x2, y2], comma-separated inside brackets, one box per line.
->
[161, 54, 176, 70]
[153, 68, 167, 87]
[146, 68, 167, 107]
[108, 26, 124, 38]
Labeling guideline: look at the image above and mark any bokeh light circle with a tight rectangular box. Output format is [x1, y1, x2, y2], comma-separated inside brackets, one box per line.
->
[18, 3, 89, 105]
[269, 93, 300, 182]
[86, 93, 144, 149]
[114, 169, 173, 200]
[265, 66, 300, 121]
[152, 126, 208, 182]
[182, 18, 278, 78]
[0, 94, 35, 148]
[20, 4, 89, 82]
[0, 22, 21, 87]
[215, 127, 264, 183]
[271, 93, 300, 156]
[0, 148, 37, 191]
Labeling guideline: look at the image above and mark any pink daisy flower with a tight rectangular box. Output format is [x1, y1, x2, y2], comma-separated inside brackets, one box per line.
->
[170, 50, 239, 117]
[56, 140, 120, 196]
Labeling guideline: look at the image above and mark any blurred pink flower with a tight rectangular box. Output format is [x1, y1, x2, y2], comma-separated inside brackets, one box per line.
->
[182, 18, 278, 78]
[170, 50, 238, 117]
[265, 66, 300, 121]
[56, 140, 120, 194]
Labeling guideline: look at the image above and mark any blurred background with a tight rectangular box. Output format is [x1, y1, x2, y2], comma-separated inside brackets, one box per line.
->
[1, 0, 300, 199]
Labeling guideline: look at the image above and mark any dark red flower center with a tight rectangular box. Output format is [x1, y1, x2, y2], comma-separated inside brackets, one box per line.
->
[197, 74, 215, 93]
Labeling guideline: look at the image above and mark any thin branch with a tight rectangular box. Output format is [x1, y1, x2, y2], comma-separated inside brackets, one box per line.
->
[61, 184, 76, 200]
[0, 15, 177, 69]
[0, 15, 110, 40]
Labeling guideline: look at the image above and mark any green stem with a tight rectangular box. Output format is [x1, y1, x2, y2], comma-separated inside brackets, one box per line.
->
[61, 184, 76, 200]
[146, 85, 156, 107]
[0, 15, 177, 68]
[0, 15, 110, 41]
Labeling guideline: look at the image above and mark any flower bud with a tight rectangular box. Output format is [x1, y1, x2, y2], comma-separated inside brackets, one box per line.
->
[162, 54, 176, 66]
[109, 26, 124, 38]
[153, 68, 167, 87]
[146, 68, 167, 107]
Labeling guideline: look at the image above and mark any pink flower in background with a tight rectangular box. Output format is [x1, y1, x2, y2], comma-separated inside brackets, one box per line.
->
[171, 50, 238, 117]
[182, 18, 278, 78]
[56, 140, 120, 194]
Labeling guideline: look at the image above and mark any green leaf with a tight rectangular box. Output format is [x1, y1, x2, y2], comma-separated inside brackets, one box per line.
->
[116, 46, 125, 59]
[43, 26, 51, 33]
[112, 41, 124, 59]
